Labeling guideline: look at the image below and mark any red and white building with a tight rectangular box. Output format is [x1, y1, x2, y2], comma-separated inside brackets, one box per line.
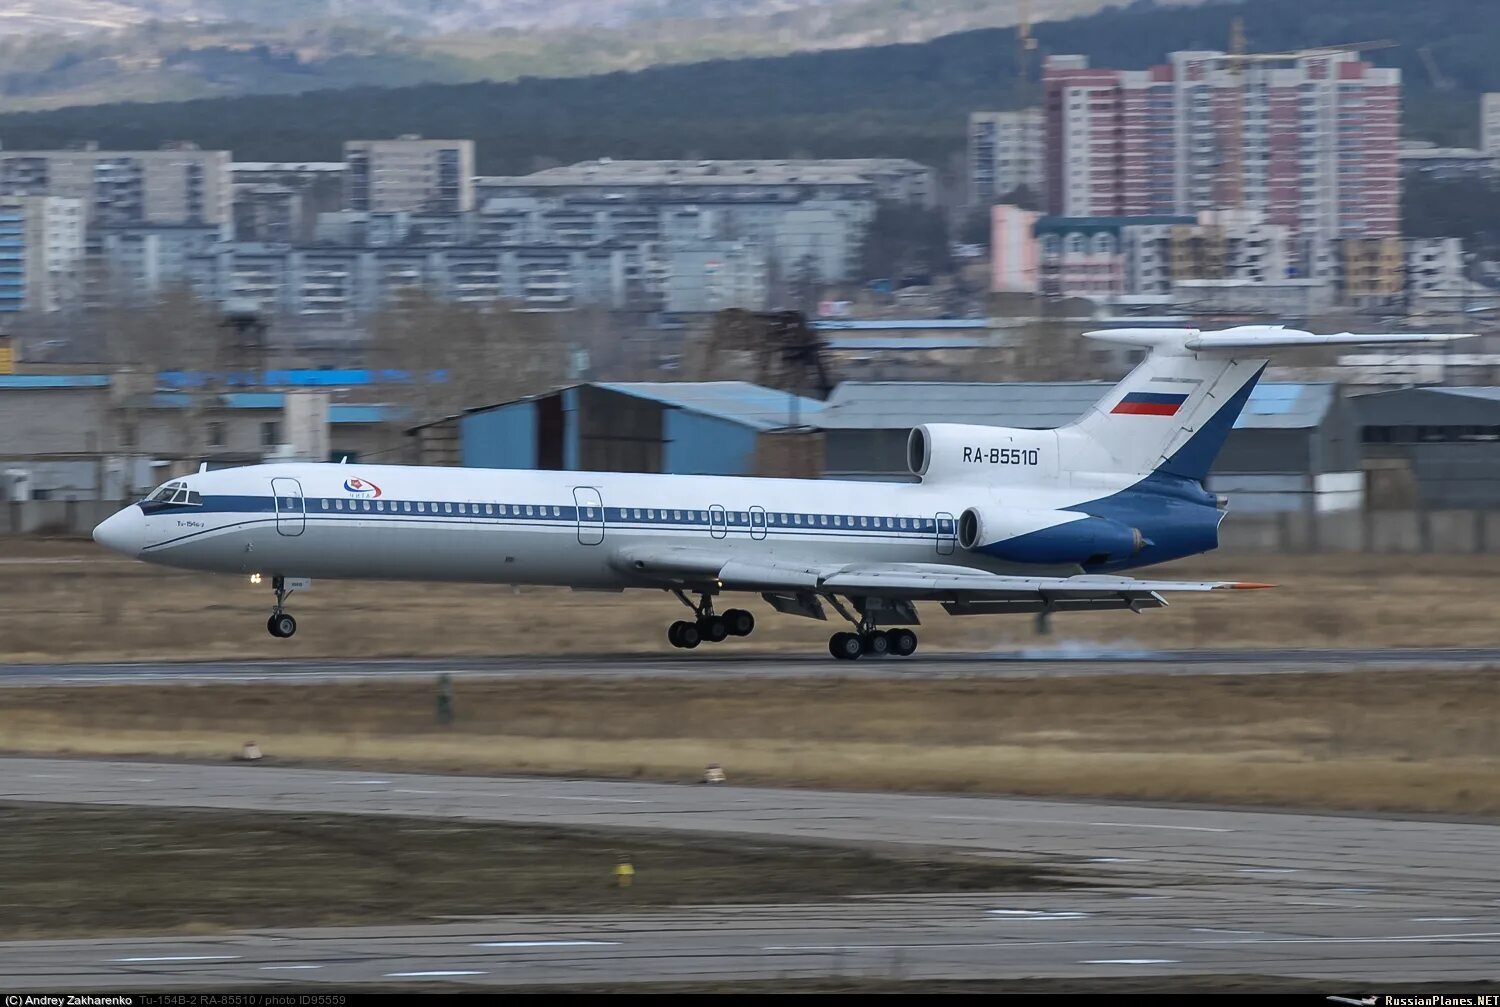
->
[1043, 50, 1400, 254]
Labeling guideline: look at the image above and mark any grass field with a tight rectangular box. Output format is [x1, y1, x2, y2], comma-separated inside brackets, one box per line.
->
[6, 670, 1500, 815]
[0, 804, 1060, 939]
[2, 541, 1499, 661]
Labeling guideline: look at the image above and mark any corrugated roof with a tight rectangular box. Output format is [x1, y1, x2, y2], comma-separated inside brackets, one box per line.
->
[0, 375, 110, 389]
[146, 391, 393, 423]
[818, 382, 1336, 431]
[1428, 386, 1500, 403]
[594, 381, 824, 431]
[826, 336, 987, 350]
[813, 320, 992, 330]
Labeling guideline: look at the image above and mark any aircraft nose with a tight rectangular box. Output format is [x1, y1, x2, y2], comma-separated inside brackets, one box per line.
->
[93, 505, 147, 557]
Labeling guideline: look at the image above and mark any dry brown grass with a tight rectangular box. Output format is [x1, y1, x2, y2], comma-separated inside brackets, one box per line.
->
[6, 671, 1500, 815]
[2, 540, 1499, 662]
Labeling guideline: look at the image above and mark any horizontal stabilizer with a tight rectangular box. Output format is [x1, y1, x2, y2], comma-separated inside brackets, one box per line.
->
[1084, 325, 1474, 353]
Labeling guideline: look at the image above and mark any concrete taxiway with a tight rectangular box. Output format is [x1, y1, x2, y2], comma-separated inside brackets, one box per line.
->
[3, 646, 1498, 687]
[2, 758, 1498, 988]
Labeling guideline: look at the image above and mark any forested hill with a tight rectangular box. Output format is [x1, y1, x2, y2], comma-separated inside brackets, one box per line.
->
[0, 0, 1492, 173]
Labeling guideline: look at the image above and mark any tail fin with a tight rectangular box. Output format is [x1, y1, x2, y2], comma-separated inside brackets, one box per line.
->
[1064, 326, 1472, 482]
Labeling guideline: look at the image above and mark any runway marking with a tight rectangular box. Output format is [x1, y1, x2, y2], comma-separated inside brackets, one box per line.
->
[932, 815, 1229, 833]
[1237, 868, 1299, 874]
[1414, 917, 1474, 922]
[472, 940, 621, 948]
[338, 780, 393, 785]
[1088, 858, 1147, 863]
[988, 910, 1090, 921]
[543, 796, 649, 804]
[1190, 928, 1264, 935]
[109, 955, 242, 963]
[261, 965, 323, 970]
[1084, 959, 1179, 965]
[392, 788, 445, 795]
[764, 932, 1500, 952]
[386, 970, 487, 977]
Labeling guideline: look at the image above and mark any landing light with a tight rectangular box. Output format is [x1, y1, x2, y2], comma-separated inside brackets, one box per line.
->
[250, 573, 262, 585]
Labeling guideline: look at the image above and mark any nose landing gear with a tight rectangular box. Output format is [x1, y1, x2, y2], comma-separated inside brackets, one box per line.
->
[266, 575, 298, 638]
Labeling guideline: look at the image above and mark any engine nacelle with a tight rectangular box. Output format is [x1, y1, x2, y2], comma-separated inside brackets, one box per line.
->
[907, 423, 1051, 482]
[957, 505, 1147, 567]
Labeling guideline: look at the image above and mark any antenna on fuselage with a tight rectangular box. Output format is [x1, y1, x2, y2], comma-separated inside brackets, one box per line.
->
[198, 462, 208, 473]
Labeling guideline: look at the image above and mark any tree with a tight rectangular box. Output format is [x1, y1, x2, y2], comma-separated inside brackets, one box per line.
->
[857, 201, 952, 284]
[369, 289, 569, 425]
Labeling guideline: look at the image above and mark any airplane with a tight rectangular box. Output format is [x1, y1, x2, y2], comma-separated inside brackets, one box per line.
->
[92, 325, 1469, 659]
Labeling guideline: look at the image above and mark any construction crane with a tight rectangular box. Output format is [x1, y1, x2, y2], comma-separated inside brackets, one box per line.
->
[1219, 26, 1397, 210]
[1017, 0, 1037, 91]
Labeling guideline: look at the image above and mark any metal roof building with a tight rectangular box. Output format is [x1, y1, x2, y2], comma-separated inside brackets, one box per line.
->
[418, 382, 824, 477]
[1352, 386, 1500, 508]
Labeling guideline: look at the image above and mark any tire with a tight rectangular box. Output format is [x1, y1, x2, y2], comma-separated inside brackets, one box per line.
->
[725, 608, 755, 637]
[862, 630, 890, 657]
[272, 613, 297, 639]
[266, 614, 284, 638]
[667, 621, 686, 648]
[889, 628, 918, 657]
[828, 632, 863, 661]
[677, 621, 702, 649]
[699, 615, 729, 643]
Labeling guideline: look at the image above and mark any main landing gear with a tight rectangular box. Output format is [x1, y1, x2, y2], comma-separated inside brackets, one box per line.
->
[266, 574, 297, 638]
[667, 590, 755, 650]
[828, 628, 917, 661]
[823, 595, 918, 661]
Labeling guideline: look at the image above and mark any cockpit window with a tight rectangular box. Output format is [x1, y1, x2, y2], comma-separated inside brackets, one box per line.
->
[145, 481, 201, 506]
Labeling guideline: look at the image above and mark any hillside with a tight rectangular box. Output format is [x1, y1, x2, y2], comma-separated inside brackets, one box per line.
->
[0, 0, 1490, 172]
[0, 0, 1212, 111]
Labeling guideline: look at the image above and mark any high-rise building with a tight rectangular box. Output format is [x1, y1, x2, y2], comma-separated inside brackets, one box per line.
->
[1043, 51, 1400, 246]
[0, 144, 232, 235]
[968, 110, 1044, 206]
[1483, 94, 1500, 156]
[0, 195, 86, 313]
[343, 137, 476, 214]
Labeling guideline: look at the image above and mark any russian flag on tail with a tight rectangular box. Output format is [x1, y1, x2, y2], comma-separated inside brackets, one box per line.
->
[1112, 391, 1189, 416]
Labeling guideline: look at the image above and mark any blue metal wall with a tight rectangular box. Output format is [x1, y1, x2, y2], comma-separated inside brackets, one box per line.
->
[664, 411, 757, 475]
[460, 402, 538, 468]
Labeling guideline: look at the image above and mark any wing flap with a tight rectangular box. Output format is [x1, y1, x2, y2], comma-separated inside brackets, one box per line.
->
[612, 545, 1268, 602]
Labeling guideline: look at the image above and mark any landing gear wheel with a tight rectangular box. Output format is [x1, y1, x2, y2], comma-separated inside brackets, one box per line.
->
[829, 631, 863, 661]
[886, 628, 918, 657]
[269, 613, 297, 639]
[668, 621, 685, 648]
[861, 630, 891, 657]
[674, 620, 702, 649]
[724, 608, 755, 637]
[699, 615, 729, 643]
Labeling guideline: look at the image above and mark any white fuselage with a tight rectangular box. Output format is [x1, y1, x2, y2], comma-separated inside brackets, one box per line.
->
[100, 461, 1113, 586]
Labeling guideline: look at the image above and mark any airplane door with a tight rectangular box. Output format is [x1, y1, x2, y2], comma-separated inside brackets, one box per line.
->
[272, 477, 306, 537]
[573, 486, 605, 546]
[709, 504, 728, 539]
[749, 506, 767, 540]
[935, 511, 955, 555]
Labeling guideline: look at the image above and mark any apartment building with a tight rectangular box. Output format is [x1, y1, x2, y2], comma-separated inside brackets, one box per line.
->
[0, 195, 86, 313]
[343, 137, 476, 214]
[1043, 51, 1400, 246]
[0, 143, 232, 234]
[968, 110, 1044, 205]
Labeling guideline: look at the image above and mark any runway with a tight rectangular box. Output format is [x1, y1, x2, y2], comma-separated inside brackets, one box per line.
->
[3, 757, 1499, 988]
[3, 646, 1499, 686]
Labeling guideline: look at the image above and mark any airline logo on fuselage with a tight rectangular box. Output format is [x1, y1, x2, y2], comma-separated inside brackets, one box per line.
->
[343, 477, 383, 497]
[1112, 392, 1189, 417]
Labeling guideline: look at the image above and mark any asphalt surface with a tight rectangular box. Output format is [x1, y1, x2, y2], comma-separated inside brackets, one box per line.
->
[2, 758, 1499, 989]
[3, 646, 1499, 686]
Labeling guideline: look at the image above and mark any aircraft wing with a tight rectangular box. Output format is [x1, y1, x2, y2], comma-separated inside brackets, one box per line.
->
[611, 546, 1268, 612]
